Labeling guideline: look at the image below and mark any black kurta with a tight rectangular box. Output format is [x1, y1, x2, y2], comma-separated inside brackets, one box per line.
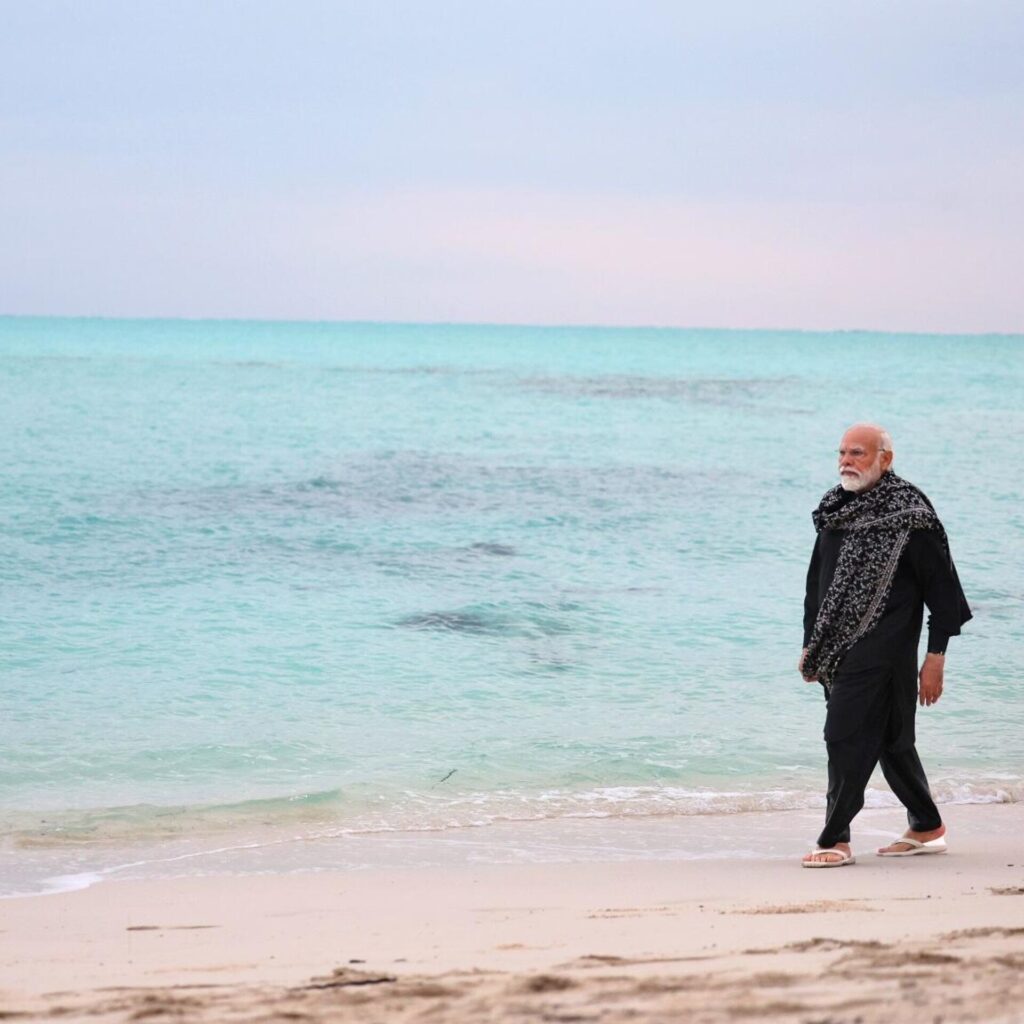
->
[803, 490, 972, 751]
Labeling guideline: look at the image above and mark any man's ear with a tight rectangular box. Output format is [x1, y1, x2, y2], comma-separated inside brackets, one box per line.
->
[880, 450, 894, 472]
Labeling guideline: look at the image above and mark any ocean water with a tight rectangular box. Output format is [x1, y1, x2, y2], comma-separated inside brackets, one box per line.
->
[2, 316, 1022, 895]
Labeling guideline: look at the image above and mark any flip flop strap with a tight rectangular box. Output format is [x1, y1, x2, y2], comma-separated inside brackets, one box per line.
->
[892, 837, 924, 848]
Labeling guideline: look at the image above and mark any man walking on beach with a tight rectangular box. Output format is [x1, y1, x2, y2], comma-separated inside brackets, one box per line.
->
[799, 423, 971, 867]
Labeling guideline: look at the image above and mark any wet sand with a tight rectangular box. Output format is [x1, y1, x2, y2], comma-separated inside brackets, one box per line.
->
[2, 803, 1023, 1022]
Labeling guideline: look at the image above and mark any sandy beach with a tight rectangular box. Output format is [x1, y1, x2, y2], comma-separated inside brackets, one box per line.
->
[5, 1, 1024, 1019]
[2, 802, 1023, 1022]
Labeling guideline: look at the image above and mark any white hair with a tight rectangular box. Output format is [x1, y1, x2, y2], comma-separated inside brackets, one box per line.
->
[846, 422, 894, 454]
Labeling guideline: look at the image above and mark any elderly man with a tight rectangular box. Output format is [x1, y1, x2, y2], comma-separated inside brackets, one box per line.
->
[799, 423, 971, 867]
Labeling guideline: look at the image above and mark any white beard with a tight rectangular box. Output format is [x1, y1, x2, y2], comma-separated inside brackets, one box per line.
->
[840, 462, 883, 492]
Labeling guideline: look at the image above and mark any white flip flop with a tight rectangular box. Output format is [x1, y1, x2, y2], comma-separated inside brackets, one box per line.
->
[877, 836, 947, 857]
[802, 847, 856, 868]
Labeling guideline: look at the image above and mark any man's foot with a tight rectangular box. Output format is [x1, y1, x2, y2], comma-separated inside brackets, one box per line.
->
[802, 842, 853, 867]
[877, 823, 946, 856]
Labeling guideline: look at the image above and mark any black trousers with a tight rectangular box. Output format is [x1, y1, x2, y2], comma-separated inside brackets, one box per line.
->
[817, 680, 942, 849]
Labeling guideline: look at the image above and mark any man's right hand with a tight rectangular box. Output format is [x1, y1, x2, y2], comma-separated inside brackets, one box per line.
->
[798, 647, 819, 682]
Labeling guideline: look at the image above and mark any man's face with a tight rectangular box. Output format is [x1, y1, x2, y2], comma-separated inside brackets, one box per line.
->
[837, 428, 891, 492]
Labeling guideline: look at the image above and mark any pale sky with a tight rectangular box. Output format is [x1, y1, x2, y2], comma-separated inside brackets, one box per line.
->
[2, 0, 1022, 332]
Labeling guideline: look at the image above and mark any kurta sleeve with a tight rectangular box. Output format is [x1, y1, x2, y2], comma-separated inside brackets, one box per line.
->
[803, 535, 821, 647]
[906, 530, 973, 654]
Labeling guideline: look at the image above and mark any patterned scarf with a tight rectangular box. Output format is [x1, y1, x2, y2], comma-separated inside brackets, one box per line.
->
[803, 470, 946, 690]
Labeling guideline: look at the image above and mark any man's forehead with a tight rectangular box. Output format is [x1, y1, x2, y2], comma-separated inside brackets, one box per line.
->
[840, 427, 881, 448]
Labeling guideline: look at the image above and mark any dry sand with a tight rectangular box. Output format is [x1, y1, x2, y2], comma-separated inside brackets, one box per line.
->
[2, 802, 1023, 1022]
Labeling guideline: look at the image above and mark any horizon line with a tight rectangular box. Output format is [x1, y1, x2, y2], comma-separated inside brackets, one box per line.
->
[1, 311, 1021, 341]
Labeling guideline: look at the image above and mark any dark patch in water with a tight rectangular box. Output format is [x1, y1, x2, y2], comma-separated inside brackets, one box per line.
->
[469, 542, 517, 556]
[305, 476, 342, 490]
[121, 455, 739, 546]
[396, 605, 572, 638]
[527, 653, 576, 673]
[519, 374, 794, 406]
[397, 611, 503, 635]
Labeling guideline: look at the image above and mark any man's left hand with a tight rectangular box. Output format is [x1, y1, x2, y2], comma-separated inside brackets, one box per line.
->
[919, 653, 945, 706]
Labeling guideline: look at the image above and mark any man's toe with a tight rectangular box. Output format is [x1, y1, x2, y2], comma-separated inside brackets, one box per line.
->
[805, 851, 840, 863]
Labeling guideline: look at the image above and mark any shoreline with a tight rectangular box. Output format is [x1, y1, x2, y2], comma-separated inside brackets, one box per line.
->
[4, 795, 1020, 901]
[3, 802, 1023, 1022]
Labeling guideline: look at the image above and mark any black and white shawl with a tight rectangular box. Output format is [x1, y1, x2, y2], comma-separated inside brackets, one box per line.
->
[803, 470, 947, 690]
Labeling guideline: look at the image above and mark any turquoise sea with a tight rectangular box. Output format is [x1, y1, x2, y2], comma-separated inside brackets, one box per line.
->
[2, 316, 1022, 895]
